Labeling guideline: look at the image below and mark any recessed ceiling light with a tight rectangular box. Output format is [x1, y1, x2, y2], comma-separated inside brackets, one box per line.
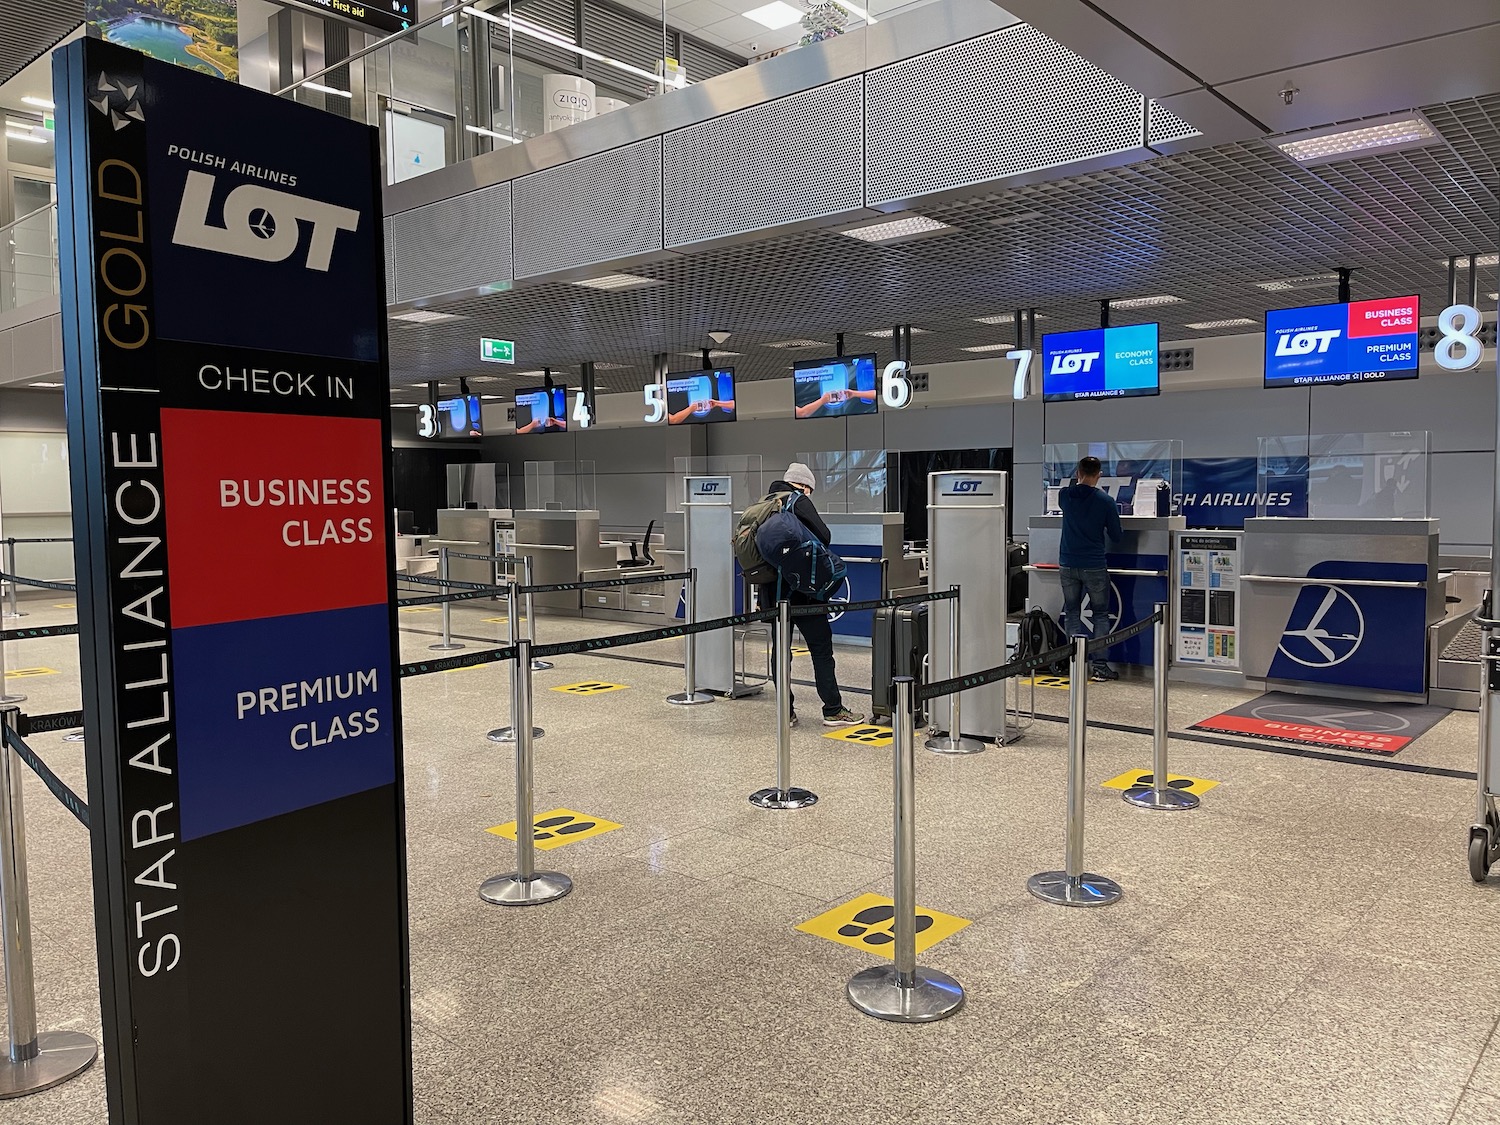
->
[304, 81, 353, 99]
[678, 349, 741, 358]
[1185, 318, 1257, 330]
[21, 96, 54, 110]
[861, 327, 929, 338]
[28, 381, 62, 388]
[1109, 294, 1184, 309]
[480, 394, 503, 400]
[960, 343, 1017, 353]
[390, 308, 464, 323]
[1275, 113, 1440, 165]
[391, 403, 419, 409]
[765, 339, 827, 349]
[1445, 253, 1500, 268]
[838, 214, 955, 245]
[1490, 292, 1499, 302]
[973, 313, 1049, 325]
[743, 1, 803, 29]
[1253, 272, 1339, 292]
[594, 362, 633, 370]
[572, 273, 660, 290]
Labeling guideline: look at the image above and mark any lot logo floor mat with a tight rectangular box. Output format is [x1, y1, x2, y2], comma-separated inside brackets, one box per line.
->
[1191, 691, 1448, 754]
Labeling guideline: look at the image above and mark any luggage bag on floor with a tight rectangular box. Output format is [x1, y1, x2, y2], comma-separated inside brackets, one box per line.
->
[870, 603, 929, 725]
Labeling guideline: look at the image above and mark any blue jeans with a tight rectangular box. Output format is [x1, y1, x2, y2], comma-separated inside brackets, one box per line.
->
[1060, 566, 1111, 667]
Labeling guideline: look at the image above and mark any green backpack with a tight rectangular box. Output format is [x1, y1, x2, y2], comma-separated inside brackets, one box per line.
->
[732, 492, 795, 584]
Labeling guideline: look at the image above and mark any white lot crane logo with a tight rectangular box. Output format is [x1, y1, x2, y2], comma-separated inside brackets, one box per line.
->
[1277, 585, 1364, 668]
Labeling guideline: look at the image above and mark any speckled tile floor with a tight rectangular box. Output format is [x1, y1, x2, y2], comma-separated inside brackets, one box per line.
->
[3, 592, 1500, 1125]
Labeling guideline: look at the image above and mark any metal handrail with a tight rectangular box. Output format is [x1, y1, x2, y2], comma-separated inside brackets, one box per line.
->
[274, 5, 460, 97]
[0, 203, 55, 240]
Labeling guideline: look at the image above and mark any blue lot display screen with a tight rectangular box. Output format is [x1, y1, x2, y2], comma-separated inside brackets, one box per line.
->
[1041, 324, 1160, 402]
[1264, 296, 1419, 387]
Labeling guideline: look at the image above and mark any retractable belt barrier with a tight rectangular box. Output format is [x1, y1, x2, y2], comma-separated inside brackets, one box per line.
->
[3, 538, 73, 545]
[19, 710, 85, 736]
[513, 570, 692, 596]
[1086, 612, 1159, 656]
[0, 573, 77, 593]
[0, 623, 80, 643]
[445, 550, 523, 564]
[1, 722, 89, 829]
[397, 588, 508, 609]
[399, 644, 517, 678]
[788, 587, 956, 619]
[398, 573, 506, 591]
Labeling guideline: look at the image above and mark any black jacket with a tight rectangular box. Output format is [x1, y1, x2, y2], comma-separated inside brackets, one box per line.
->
[766, 479, 831, 546]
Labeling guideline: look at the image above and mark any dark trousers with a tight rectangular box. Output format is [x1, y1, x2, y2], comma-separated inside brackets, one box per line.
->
[759, 586, 843, 716]
[1059, 565, 1112, 669]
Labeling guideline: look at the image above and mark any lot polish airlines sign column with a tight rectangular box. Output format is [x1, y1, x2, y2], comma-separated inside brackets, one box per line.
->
[54, 40, 412, 1124]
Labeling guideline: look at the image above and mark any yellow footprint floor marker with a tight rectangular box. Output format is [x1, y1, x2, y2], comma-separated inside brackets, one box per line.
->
[823, 724, 894, 746]
[799, 893, 971, 958]
[1101, 769, 1220, 797]
[551, 681, 628, 695]
[4, 667, 58, 679]
[487, 808, 622, 850]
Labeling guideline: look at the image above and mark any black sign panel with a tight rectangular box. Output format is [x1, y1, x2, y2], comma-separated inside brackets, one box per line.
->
[55, 39, 411, 1124]
[284, 0, 413, 36]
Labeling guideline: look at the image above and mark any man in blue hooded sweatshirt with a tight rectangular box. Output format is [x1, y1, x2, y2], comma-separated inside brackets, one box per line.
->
[1059, 455, 1123, 682]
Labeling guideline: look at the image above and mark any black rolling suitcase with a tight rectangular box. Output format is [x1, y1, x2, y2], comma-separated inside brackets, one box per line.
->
[870, 603, 929, 725]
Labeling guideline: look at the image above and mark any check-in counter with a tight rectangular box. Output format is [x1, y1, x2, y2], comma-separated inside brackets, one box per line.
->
[1027, 515, 1184, 666]
[1239, 517, 1441, 700]
[825, 512, 921, 643]
[432, 509, 514, 588]
[513, 509, 618, 613]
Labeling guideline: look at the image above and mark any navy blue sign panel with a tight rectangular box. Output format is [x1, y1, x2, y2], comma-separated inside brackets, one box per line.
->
[1266, 562, 1428, 694]
[55, 39, 411, 1125]
[1177, 457, 1309, 529]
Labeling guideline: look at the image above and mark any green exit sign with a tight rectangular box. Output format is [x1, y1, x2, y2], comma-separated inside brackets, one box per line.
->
[480, 338, 515, 364]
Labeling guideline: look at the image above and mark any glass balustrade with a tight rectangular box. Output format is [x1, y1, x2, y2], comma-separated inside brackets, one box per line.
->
[0, 203, 59, 317]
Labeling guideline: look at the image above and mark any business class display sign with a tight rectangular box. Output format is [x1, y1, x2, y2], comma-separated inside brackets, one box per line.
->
[55, 39, 411, 1124]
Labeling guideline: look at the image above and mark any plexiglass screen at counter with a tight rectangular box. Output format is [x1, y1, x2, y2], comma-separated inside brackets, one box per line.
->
[446, 463, 511, 510]
[1042, 441, 1183, 516]
[1256, 432, 1430, 520]
[793, 451, 899, 514]
[525, 460, 597, 511]
[669, 457, 763, 511]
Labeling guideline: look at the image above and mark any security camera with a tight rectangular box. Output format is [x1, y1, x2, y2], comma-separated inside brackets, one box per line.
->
[708, 330, 732, 345]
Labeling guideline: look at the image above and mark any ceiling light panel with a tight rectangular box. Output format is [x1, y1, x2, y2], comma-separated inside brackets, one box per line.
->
[389, 309, 464, 323]
[1253, 273, 1340, 292]
[1275, 113, 1441, 165]
[838, 215, 954, 244]
[960, 343, 1017, 353]
[765, 339, 827, 349]
[861, 327, 928, 337]
[1109, 294, 1183, 309]
[743, 1, 803, 29]
[571, 273, 661, 290]
[1185, 318, 1257, 330]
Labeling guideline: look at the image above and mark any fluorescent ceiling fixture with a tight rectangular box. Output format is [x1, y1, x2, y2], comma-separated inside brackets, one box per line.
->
[678, 349, 740, 358]
[20, 96, 54, 110]
[465, 6, 670, 87]
[1253, 272, 1339, 292]
[465, 124, 520, 144]
[1446, 253, 1499, 268]
[828, 0, 875, 22]
[743, 1, 803, 29]
[571, 272, 660, 290]
[5, 130, 45, 144]
[1490, 292, 1499, 302]
[765, 339, 827, 349]
[862, 326, 928, 338]
[390, 309, 463, 323]
[28, 381, 62, 387]
[304, 81, 352, 99]
[1109, 294, 1183, 309]
[973, 313, 1048, 325]
[838, 214, 954, 244]
[391, 403, 419, 408]
[594, 362, 633, 370]
[961, 343, 1017, 353]
[1275, 113, 1440, 165]
[480, 394, 504, 400]
[1185, 318, 1257, 330]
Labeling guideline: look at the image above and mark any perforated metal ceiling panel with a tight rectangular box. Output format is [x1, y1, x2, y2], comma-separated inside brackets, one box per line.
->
[865, 24, 1148, 207]
[512, 137, 664, 278]
[389, 182, 513, 303]
[0, 0, 78, 87]
[1148, 100, 1199, 147]
[663, 77, 865, 248]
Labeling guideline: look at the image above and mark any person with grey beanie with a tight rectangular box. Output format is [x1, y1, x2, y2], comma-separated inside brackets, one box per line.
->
[756, 463, 860, 728]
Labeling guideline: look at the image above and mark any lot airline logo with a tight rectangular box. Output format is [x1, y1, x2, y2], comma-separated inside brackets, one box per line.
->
[1050, 351, 1101, 375]
[1274, 329, 1340, 356]
[172, 171, 360, 271]
[1277, 585, 1364, 668]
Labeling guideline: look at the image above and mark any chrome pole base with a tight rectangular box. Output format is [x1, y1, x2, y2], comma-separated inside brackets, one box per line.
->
[0, 1031, 98, 1099]
[748, 786, 818, 810]
[530, 659, 554, 671]
[0, 693, 25, 706]
[1123, 785, 1201, 812]
[666, 691, 714, 706]
[846, 964, 964, 1023]
[924, 733, 986, 755]
[478, 871, 572, 906]
[62, 734, 84, 744]
[1027, 870, 1123, 908]
[487, 726, 544, 743]
[429, 641, 465, 651]
[2, 612, 25, 621]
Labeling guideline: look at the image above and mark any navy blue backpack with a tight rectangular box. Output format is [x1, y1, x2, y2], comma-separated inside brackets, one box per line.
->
[755, 500, 847, 601]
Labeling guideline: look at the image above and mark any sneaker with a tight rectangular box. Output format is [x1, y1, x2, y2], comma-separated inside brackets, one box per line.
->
[789, 711, 799, 729]
[1089, 664, 1118, 683]
[822, 707, 862, 726]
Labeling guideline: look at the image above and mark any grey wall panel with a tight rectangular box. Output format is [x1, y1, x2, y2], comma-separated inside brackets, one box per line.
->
[705, 415, 810, 473]
[389, 182, 513, 302]
[1430, 451, 1494, 550]
[1040, 385, 1312, 458]
[1013, 398, 1045, 465]
[1012, 461, 1044, 538]
[882, 401, 1013, 451]
[513, 138, 663, 278]
[664, 78, 865, 248]
[1310, 370, 1497, 453]
[865, 24, 1146, 206]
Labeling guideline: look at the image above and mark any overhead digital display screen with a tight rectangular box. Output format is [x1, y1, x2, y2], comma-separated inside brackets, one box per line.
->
[284, 0, 413, 36]
[515, 386, 568, 433]
[666, 368, 737, 424]
[793, 354, 878, 418]
[1041, 324, 1160, 402]
[1264, 295, 1419, 387]
[436, 395, 482, 438]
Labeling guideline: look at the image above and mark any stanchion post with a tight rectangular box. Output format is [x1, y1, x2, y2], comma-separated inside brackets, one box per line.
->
[428, 547, 464, 652]
[847, 678, 964, 1022]
[479, 642, 572, 906]
[0, 707, 97, 1095]
[926, 587, 984, 755]
[487, 580, 543, 744]
[750, 599, 817, 809]
[522, 555, 553, 671]
[2, 542, 22, 620]
[1125, 605, 1199, 812]
[1026, 636, 1123, 907]
[667, 568, 713, 706]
